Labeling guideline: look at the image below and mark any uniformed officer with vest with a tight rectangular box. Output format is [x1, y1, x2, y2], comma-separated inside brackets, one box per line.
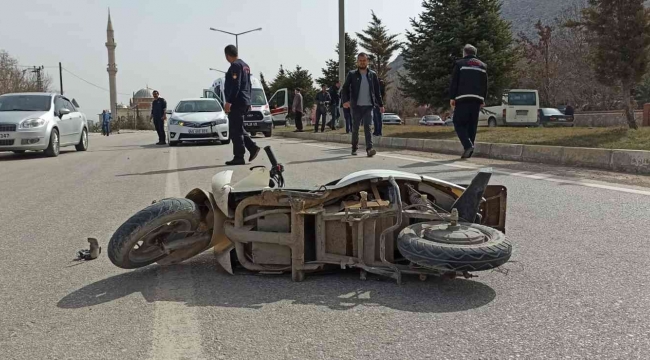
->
[449, 44, 488, 159]
[223, 45, 260, 166]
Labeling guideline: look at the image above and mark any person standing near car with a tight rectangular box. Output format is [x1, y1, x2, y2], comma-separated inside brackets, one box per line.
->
[341, 52, 384, 157]
[150, 90, 167, 145]
[223, 44, 261, 166]
[314, 85, 331, 133]
[328, 81, 341, 130]
[292, 88, 304, 132]
[449, 44, 488, 159]
[102, 109, 112, 136]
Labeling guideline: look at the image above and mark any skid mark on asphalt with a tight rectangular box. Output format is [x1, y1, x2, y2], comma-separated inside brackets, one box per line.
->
[282, 139, 650, 197]
[150, 146, 205, 360]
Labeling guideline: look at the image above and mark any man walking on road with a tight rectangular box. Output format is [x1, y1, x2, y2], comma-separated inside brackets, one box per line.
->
[314, 85, 331, 133]
[223, 45, 260, 166]
[341, 53, 384, 157]
[102, 110, 112, 136]
[449, 44, 488, 159]
[328, 81, 341, 130]
[292, 88, 304, 132]
[150, 90, 167, 145]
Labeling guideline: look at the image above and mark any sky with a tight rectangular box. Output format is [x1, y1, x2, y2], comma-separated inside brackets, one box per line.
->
[1, 0, 424, 118]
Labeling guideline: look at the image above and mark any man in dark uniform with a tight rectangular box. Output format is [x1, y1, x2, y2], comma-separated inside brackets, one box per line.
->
[449, 44, 488, 159]
[150, 90, 167, 145]
[314, 85, 331, 133]
[327, 81, 341, 130]
[223, 45, 260, 166]
[372, 79, 386, 136]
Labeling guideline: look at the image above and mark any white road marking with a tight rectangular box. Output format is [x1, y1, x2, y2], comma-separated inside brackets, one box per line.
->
[150, 147, 206, 360]
[284, 139, 650, 197]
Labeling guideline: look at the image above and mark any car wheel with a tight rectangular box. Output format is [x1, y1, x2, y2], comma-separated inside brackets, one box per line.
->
[75, 128, 89, 151]
[44, 129, 60, 157]
[12, 150, 26, 154]
[221, 139, 231, 145]
[488, 118, 497, 127]
[263, 131, 272, 138]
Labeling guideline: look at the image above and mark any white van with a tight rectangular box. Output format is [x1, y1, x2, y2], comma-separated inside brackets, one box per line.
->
[203, 76, 288, 137]
[479, 89, 540, 127]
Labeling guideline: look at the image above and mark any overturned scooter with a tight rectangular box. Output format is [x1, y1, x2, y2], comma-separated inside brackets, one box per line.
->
[108, 146, 511, 283]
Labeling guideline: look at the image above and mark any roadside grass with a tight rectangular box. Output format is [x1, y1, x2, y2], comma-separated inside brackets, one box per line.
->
[274, 125, 650, 151]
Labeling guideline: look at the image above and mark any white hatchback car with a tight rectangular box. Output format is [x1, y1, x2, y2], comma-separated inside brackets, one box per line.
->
[167, 98, 228, 146]
[0, 92, 89, 157]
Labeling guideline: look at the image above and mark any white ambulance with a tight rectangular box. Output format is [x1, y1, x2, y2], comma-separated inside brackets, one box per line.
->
[203, 76, 288, 137]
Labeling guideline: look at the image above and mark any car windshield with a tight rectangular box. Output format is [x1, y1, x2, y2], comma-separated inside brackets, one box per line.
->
[175, 100, 222, 113]
[251, 89, 266, 106]
[0, 95, 51, 111]
[542, 108, 564, 116]
[425, 116, 440, 120]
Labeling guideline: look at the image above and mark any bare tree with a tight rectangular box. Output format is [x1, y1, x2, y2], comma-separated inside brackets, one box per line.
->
[0, 50, 52, 95]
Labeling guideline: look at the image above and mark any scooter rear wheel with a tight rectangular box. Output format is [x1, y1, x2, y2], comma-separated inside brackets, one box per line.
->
[397, 222, 511, 272]
[108, 198, 203, 269]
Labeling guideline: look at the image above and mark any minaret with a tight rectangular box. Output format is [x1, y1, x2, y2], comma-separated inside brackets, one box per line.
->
[106, 9, 118, 118]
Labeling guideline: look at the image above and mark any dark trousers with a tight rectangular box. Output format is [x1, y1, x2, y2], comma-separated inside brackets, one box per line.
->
[453, 100, 481, 150]
[343, 107, 352, 133]
[228, 105, 257, 159]
[295, 111, 303, 131]
[372, 107, 382, 136]
[328, 105, 339, 129]
[315, 109, 327, 132]
[153, 117, 166, 143]
[351, 106, 374, 151]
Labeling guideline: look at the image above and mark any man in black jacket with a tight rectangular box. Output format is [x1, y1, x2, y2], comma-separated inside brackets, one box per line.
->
[341, 53, 384, 157]
[223, 45, 260, 166]
[315, 85, 331, 133]
[449, 44, 488, 159]
[327, 81, 341, 130]
[150, 90, 167, 145]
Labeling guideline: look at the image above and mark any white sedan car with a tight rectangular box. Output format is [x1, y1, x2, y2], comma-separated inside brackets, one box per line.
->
[419, 115, 445, 126]
[167, 98, 229, 146]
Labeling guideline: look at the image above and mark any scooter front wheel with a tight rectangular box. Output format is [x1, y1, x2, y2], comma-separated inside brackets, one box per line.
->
[108, 198, 203, 269]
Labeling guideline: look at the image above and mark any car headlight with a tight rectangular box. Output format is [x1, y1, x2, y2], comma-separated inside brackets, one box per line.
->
[214, 119, 227, 125]
[169, 119, 182, 126]
[20, 118, 47, 129]
[262, 110, 271, 116]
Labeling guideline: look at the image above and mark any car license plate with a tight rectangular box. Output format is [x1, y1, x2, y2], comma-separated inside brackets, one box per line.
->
[558, 118, 566, 121]
[188, 129, 209, 134]
[0, 133, 11, 139]
[245, 122, 257, 127]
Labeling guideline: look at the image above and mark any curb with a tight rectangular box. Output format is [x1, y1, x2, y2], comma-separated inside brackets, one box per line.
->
[278, 131, 650, 175]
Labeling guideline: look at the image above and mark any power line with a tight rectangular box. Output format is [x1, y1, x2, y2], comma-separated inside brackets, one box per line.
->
[61, 66, 131, 96]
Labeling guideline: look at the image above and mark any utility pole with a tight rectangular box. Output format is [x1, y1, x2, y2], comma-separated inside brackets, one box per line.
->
[338, 0, 345, 86]
[59, 62, 63, 95]
[31, 66, 44, 91]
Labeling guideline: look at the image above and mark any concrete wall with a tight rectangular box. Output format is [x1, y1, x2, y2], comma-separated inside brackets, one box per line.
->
[574, 111, 643, 127]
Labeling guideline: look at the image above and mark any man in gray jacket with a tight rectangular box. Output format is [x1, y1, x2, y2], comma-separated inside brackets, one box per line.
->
[341, 53, 384, 157]
[292, 88, 304, 132]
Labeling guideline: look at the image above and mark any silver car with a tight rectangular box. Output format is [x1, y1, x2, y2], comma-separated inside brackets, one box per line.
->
[0, 93, 89, 157]
[382, 113, 403, 125]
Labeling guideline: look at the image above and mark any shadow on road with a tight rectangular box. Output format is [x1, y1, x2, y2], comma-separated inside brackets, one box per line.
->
[0, 150, 76, 161]
[399, 159, 467, 169]
[57, 259, 496, 314]
[116, 164, 229, 176]
[287, 155, 356, 165]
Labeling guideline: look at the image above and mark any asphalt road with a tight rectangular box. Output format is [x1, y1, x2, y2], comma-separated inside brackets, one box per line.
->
[1, 131, 649, 360]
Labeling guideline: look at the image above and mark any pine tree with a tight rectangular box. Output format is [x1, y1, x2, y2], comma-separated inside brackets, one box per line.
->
[259, 72, 271, 100]
[317, 33, 359, 87]
[356, 10, 401, 87]
[269, 65, 317, 114]
[400, 0, 518, 109]
[568, 0, 650, 129]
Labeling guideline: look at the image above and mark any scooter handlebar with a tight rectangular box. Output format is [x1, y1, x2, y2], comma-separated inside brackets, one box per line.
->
[264, 146, 279, 168]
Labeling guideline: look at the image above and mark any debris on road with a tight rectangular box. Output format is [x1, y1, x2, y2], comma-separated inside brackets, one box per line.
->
[75, 238, 101, 261]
